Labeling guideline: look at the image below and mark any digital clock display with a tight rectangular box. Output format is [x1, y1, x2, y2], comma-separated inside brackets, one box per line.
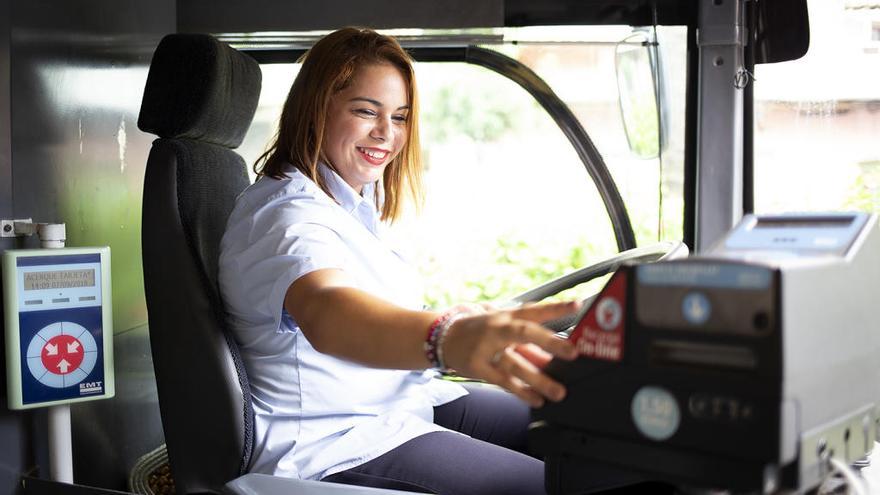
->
[23, 269, 96, 290]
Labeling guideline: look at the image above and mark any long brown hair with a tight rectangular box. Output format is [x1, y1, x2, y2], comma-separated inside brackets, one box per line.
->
[254, 27, 422, 222]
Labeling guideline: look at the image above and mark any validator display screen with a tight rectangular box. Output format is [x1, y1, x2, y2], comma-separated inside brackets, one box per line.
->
[22, 269, 96, 290]
[754, 215, 854, 229]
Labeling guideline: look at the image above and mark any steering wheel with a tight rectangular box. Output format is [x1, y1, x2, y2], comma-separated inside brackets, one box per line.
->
[507, 241, 690, 333]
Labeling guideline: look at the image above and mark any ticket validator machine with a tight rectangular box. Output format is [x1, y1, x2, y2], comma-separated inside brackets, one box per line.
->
[2, 241, 114, 483]
[3, 247, 114, 408]
[531, 212, 880, 494]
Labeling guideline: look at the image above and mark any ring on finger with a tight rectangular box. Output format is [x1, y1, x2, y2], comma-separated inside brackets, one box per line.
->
[490, 347, 508, 366]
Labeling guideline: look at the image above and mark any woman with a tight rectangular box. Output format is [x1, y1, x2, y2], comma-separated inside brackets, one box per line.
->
[219, 27, 610, 494]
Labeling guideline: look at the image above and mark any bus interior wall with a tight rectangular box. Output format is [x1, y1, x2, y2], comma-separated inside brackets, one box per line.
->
[0, 0, 173, 492]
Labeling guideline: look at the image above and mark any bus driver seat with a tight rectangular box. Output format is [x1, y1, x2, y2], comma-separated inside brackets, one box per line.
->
[138, 33, 261, 494]
[138, 34, 419, 495]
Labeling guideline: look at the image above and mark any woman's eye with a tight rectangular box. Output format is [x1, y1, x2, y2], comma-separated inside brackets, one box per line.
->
[392, 114, 408, 124]
[354, 108, 377, 117]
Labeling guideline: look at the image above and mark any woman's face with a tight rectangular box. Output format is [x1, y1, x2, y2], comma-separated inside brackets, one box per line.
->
[323, 62, 410, 194]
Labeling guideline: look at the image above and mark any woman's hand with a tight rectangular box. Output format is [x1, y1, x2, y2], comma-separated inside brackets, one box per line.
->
[440, 301, 581, 408]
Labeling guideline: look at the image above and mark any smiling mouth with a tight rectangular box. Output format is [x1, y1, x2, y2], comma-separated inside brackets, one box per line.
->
[357, 146, 390, 164]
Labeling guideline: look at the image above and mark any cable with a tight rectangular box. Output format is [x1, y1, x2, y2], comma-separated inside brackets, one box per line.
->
[651, 3, 664, 242]
[818, 457, 869, 495]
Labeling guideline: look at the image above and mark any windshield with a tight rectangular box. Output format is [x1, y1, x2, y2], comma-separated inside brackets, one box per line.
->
[239, 25, 687, 307]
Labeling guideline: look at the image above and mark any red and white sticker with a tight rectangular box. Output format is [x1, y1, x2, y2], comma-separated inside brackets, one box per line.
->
[568, 271, 627, 362]
[26, 321, 98, 388]
[41, 334, 85, 375]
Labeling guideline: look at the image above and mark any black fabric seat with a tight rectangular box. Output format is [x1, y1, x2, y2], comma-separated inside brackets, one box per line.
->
[138, 34, 426, 495]
[138, 33, 261, 494]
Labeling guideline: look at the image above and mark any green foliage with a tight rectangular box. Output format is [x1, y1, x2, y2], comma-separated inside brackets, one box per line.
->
[422, 234, 607, 309]
[617, 48, 660, 159]
[844, 161, 880, 213]
[422, 85, 524, 144]
[626, 101, 660, 158]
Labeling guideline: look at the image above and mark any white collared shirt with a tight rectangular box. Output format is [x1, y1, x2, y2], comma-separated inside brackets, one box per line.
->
[218, 163, 466, 481]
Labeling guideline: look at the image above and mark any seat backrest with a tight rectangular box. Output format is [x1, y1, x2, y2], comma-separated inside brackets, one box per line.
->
[138, 33, 261, 494]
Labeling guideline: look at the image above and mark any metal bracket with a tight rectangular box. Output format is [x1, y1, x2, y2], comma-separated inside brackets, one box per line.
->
[799, 404, 877, 490]
[1, 218, 35, 237]
[697, 25, 746, 47]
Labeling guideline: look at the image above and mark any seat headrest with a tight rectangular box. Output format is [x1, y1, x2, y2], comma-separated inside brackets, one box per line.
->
[138, 34, 262, 148]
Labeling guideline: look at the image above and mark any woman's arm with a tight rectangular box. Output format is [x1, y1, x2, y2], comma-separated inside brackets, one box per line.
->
[285, 268, 580, 406]
[285, 268, 438, 369]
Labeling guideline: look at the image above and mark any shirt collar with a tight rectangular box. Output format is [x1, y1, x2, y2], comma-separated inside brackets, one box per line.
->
[317, 163, 377, 215]
[317, 164, 381, 235]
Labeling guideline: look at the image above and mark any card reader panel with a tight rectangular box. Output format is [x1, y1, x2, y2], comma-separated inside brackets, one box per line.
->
[532, 261, 783, 492]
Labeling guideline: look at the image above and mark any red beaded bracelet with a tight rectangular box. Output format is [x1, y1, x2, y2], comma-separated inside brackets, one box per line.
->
[424, 311, 463, 371]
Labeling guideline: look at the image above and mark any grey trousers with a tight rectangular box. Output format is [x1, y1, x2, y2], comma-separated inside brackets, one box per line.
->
[322, 384, 650, 495]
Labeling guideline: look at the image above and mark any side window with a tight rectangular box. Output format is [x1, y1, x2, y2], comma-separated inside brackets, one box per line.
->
[238, 63, 301, 173]
[398, 32, 686, 308]
[507, 28, 687, 249]
[753, 1, 880, 214]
